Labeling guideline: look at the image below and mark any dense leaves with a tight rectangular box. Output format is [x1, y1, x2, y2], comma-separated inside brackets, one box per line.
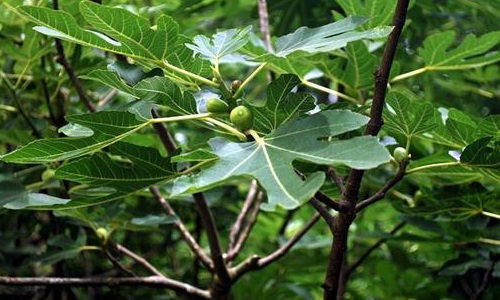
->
[1, 0, 500, 299]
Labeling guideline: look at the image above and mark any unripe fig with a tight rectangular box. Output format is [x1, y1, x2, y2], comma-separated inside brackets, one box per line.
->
[95, 227, 109, 241]
[393, 147, 408, 163]
[206, 98, 229, 113]
[41, 169, 56, 182]
[230, 105, 253, 130]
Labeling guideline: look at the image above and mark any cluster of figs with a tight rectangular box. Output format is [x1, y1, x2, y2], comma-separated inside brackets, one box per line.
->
[205, 80, 254, 131]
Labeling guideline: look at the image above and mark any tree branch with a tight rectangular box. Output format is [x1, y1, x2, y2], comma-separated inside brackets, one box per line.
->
[151, 108, 177, 154]
[257, 212, 320, 268]
[345, 221, 406, 277]
[314, 191, 342, 211]
[326, 167, 345, 195]
[113, 243, 165, 277]
[150, 187, 213, 270]
[103, 248, 137, 277]
[52, 1, 95, 112]
[228, 180, 259, 251]
[227, 182, 263, 263]
[310, 198, 335, 227]
[356, 159, 409, 212]
[192, 193, 231, 287]
[230, 212, 320, 280]
[0, 276, 210, 298]
[323, 1, 411, 298]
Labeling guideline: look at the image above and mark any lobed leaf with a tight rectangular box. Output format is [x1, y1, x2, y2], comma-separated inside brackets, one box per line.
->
[461, 137, 500, 169]
[172, 110, 391, 211]
[1, 111, 148, 163]
[383, 91, 439, 144]
[419, 30, 500, 70]
[252, 74, 316, 133]
[186, 26, 252, 64]
[273, 16, 392, 57]
[134, 76, 198, 115]
[53, 142, 176, 208]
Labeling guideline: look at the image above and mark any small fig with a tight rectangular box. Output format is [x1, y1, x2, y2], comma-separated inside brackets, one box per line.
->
[95, 227, 109, 241]
[206, 98, 229, 113]
[230, 105, 253, 130]
[41, 169, 56, 182]
[393, 147, 408, 163]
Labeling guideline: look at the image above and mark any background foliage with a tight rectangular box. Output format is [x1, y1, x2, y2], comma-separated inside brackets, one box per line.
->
[0, 0, 499, 299]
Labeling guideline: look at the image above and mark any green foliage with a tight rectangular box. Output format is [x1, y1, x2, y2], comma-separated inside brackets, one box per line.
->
[1, 0, 500, 299]
[172, 110, 390, 211]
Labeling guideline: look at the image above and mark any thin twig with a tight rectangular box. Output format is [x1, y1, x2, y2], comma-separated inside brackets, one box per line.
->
[151, 108, 178, 154]
[257, 212, 320, 268]
[4, 82, 42, 139]
[326, 167, 345, 195]
[310, 198, 335, 227]
[0, 276, 211, 298]
[52, 0, 95, 112]
[356, 159, 409, 212]
[228, 180, 259, 251]
[231, 212, 321, 280]
[277, 210, 297, 236]
[345, 221, 406, 276]
[113, 243, 165, 277]
[315, 191, 342, 211]
[103, 248, 137, 277]
[97, 88, 118, 107]
[150, 187, 213, 270]
[226, 191, 264, 262]
[257, 0, 275, 82]
[474, 263, 494, 299]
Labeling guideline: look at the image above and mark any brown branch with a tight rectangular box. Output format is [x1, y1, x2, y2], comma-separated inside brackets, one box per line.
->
[231, 212, 321, 280]
[356, 158, 409, 212]
[345, 221, 406, 276]
[52, 0, 95, 112]
[310, 198, 335, 227]
[151, 108, 177, 154]
[113, 243, 165, 277]
[0, 276, 210, 298]
[226, 190, 264, 262]
[315, 191, 342, 211]
[228, 180, 259, 251]
[323, 1, 411, 298]
[150, 187, 213, 270]
[192, 193, 231, 287]
[103, 248, 137, 277]
[326, 167, 345, 195]
[258, 212, 320, 268]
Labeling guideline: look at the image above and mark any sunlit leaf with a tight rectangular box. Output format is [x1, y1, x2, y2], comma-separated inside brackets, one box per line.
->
[186, 26, 252, 64]
[4, 193, 71, 210]
[172, 110, 391, 211]
[1, 111, 149, 163]
[272, 16, 392, 57]
[334, 0, 398, 29]
[81, 70, 137, 97]
[341, 41, 377, 90]
[419, 30, 500, 70]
